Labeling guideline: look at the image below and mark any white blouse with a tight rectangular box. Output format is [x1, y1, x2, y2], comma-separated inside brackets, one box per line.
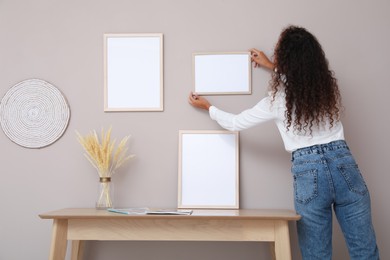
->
[209, 91, 344, 152]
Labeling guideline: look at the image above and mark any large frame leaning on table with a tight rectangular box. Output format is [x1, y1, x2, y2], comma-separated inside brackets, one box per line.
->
[104, 33, 164, 111]
[178, 130, 239, 209]
[193, 52, 251, 95]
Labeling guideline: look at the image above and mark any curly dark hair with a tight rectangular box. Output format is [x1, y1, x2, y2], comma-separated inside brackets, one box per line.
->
[271, 26, 342, 134]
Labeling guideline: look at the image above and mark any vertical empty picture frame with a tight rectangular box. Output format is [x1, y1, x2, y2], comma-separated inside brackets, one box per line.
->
[104, 33, 163, 111]
[178, 130, 239, 209]
[193, 52, 251, 95]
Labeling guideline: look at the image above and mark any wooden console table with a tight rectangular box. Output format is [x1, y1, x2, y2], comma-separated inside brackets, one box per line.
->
[39, 208, 300, 260]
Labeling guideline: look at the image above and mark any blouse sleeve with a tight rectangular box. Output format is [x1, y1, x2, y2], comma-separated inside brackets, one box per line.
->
[209, 95, 280, 131]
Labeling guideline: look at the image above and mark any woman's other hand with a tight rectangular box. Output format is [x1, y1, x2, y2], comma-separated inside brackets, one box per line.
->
[188, 92, 211, 111]
[249, 48, 274, 70]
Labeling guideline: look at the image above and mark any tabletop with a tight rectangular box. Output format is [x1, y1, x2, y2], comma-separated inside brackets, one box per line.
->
[39, 208, 300, 220]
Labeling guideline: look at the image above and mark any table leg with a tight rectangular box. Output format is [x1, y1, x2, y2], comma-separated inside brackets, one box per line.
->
[269, 242, 276, 260]
[273, 220, 292, 260]
[71, 240, 85, 260]
[49, 219, 68, 260]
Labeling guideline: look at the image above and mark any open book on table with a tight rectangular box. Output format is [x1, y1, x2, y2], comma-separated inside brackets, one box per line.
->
[107, 208, 193, 215]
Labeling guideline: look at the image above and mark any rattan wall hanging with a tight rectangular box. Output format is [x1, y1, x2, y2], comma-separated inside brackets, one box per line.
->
[0, 79, 70, 148]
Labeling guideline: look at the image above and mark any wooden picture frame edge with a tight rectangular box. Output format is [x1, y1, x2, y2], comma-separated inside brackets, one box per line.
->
[177, 130, 240, 209]
[192, 52, 252, 96]
[104, 33, 164, 112]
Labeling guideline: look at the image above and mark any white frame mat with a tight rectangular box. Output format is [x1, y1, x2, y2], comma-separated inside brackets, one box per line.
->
[178, 130, 239, 209]
[104, 33, 164, 111]
[193, 52, 251, 95]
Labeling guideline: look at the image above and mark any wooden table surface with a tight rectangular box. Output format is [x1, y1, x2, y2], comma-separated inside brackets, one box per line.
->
[40, 208, 300, 260]
[40, 208, 300, 219]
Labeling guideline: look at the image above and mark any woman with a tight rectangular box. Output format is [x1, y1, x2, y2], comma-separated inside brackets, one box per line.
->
[188, 26, 379, 259]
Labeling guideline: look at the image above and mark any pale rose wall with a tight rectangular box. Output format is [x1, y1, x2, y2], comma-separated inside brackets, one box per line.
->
[0, 0, 389, 259]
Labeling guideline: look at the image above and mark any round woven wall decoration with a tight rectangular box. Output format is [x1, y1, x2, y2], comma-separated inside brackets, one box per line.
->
[0, 79, 70, 148]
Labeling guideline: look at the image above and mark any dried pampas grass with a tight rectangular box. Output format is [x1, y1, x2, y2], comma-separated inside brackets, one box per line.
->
[76, 127, 135, 177]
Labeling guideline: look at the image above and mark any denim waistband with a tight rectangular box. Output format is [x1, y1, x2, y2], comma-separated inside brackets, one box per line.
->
[292, 140, 348, 160]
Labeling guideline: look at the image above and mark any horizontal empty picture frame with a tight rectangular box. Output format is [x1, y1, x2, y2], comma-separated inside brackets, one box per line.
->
[104, 33, 163, 111]
[193, 52, 251, 95]
[178, 130, 239, 209]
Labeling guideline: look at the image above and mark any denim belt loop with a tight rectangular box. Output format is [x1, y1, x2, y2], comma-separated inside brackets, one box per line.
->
[292, 140, 348, 160]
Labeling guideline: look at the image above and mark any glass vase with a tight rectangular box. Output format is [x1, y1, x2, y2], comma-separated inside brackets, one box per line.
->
[96, 177, 114, 209]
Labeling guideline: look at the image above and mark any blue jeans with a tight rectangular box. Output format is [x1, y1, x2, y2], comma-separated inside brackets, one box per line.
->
[291, 140, 379, 260]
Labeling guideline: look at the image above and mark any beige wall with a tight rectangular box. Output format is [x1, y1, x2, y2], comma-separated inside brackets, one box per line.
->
[1, 0, 389, 259]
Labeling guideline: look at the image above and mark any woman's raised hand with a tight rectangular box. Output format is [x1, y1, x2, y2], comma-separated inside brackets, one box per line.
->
[188, 92, 211, 111]
[249, 48, 274, 70]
